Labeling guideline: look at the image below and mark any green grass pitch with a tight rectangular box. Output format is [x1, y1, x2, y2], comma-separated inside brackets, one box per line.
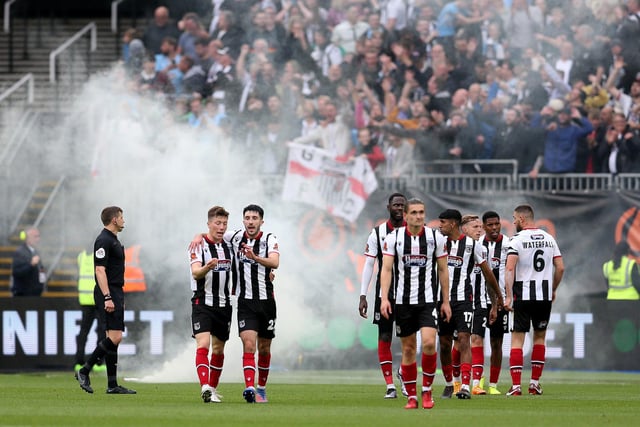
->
[1, 370, 639, 426]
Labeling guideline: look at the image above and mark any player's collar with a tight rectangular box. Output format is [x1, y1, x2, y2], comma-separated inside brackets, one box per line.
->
[405, 226, 425, 237]
[204, 235, 222, 245]
[244, 231, 263, 240]
[386, 219, 406, 231]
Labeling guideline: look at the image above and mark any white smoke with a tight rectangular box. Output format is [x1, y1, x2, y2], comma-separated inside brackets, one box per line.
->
[41, 66, 324, 382]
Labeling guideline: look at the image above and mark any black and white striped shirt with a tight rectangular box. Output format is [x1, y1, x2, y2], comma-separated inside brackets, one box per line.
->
[446, 235, 486, 303]
[227, 230, 279, 301]
[189, 237, 233, 308]
[364, 220, 402, 300]
[471, 245, 490, 309]
[382, 226, 447, 305]
[482, 234, 508, 300]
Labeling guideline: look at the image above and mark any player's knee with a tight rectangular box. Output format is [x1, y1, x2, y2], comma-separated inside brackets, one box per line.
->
[379, 332, 392, 343]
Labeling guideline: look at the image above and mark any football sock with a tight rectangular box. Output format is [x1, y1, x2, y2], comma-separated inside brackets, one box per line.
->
[196, 347, 209, 386]
[401, 363, 417, 398]
[471, 346, 484, 384]
[442, 364, 453, 385]
[451, 346, 461, 379]
[510, 348, 524, 386]
[378, 340, 394, 385]
[421, 352, 437, 389]
[209, 353, 224, 388]
[243, 352, 256, 388]
[461, 362, 471, 386]
[257, 352, 271, 387]
[531, 344, 545, 381]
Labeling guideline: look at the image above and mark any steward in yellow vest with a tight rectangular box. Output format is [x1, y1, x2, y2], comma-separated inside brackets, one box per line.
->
[603, 242, 640, 300]
[75, 249, 106, 371]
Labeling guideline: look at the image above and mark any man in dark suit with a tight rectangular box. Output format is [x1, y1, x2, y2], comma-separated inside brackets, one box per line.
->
[11, 227, 46, 296]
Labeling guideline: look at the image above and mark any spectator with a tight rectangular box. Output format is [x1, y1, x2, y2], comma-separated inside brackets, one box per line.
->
[210, 10, 246, 60]
[530, 99, 593, 175]
[331, 4, 370, 55]
[492, 107, 541, 173]
[278, 17, 318, 74]
[341, 126, 385, 171]
[143, 6, 181, 55]
[261, 6, 289, 54]
[505, 0, 542, 62]
[616, 0, 640, 58]
[178, 13, 209, 59]
[310, 27, 344, 77]
[138, 55, 174, 95]
[570, 25, 606, 85]
[435, 0, 473, 56]
[381, 130, 415, 178]
[155, 37, 181, 76]
[177, 55, 206, 97]
[206, 47, 242, 113]
[595, 112, 640, 174]
[11, 227, 46, 297]
[291, 100, 353, 157]
[535, 7, 571, 61]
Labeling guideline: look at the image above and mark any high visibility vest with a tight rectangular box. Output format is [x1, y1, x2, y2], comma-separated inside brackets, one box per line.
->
[603, 257, 640, 300]
[77, 251, 96, 305]
[124, 245, 147, 292]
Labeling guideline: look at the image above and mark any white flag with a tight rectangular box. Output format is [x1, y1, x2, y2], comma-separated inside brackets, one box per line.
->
[282, 144, 378, 222]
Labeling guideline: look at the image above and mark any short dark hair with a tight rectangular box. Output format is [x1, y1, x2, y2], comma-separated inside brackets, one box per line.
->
[482, 210, 500, 223]
[208, 206, 229, 220]
[439, 209, 462, 224]
[101, 206, 122, 225]
[514, 204, 534, 219]
[243, 204, 264, 218]
[388, 192, 406, 205]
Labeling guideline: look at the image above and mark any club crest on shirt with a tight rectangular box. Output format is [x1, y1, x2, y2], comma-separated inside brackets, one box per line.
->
[95, 248, 105, 259]
[448, 255, 463, 268]
[491, 257, 501, 269]
[465, 245, 473, 253]
[472, 264, 481, 274]
[190, 252, 197, 260]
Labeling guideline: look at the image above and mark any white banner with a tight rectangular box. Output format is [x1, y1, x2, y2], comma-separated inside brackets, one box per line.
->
[282, 144, 378, 222]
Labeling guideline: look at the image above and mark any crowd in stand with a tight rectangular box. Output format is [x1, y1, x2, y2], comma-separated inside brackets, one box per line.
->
[120, 0, 640, 177]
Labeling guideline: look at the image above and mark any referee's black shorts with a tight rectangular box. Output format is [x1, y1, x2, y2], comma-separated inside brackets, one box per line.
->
[94, 285, 125, 331]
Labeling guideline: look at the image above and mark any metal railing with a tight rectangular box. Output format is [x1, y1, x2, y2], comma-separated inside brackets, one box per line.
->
[416, 159, 519, 183]
[49, 22, 97, 83]
[378, 170, 640, 193]
[3, 0, 19, 33]
[4, 0, 29, 72]
[0, 73, 34, 105]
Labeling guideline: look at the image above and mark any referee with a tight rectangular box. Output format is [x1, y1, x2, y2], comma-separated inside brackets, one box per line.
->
[75, 206, 136, 394]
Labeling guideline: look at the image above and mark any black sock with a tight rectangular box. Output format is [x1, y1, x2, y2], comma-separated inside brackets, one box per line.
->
[82, 337, 116, 375]
[106, 342, 119, 388]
